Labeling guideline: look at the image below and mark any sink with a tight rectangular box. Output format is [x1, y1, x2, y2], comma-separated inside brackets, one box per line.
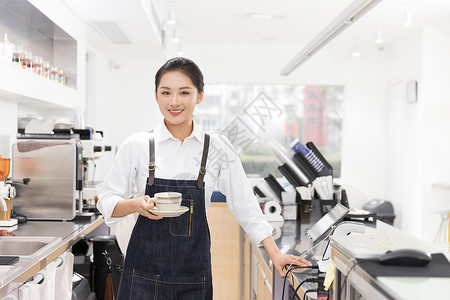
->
[0, 236, 61, 260]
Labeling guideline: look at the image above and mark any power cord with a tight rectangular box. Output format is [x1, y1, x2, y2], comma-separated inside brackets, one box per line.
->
[292, 276, 324, 300]
[281, 266, 318, 300]
[302, 288, 318, 300]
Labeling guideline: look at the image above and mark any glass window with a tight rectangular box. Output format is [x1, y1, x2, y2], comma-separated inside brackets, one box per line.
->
[195, 84, 344, 178]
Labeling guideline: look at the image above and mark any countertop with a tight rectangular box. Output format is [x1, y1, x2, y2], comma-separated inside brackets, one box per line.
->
[254, 212, 378, 300]
[0, 216, 104, 298]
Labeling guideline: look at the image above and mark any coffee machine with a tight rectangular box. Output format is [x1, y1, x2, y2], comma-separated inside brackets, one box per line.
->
[74, 129, 111, 212]
[0, 155, 17, 227]
[12, 134, 84, 220]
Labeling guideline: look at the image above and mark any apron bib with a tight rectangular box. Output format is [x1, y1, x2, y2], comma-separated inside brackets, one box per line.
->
[117, 133, 212, 300]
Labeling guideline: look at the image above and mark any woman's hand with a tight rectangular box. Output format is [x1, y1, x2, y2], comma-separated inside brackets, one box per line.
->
[261, 236, 312, 278]
[271, 252, 312, 278]
[137, 195, 163, 220]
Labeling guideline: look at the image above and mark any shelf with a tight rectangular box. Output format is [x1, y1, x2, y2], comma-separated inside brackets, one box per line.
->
[0, 61, 80, 109]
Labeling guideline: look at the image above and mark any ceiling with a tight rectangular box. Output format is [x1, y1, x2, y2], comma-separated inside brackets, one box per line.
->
[62, 0, 450, 74]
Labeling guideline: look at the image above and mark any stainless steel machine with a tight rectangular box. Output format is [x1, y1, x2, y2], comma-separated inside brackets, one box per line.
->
[12, 134, 83, 220]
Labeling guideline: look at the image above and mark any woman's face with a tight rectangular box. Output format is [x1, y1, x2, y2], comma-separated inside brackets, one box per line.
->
[155, 70, 204, 128]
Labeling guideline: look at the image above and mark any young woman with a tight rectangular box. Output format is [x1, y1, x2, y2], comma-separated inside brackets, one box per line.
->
[97, 57, 311, 299]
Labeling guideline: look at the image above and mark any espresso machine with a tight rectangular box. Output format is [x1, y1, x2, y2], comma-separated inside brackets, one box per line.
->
[12, 134, 84, 220]
[0, 155, 17, 228]
[74, 129, 111, 212]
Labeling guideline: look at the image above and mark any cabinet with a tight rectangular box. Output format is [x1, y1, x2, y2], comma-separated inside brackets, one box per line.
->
[252, 244, 273, 300]
[207, 202, 243, 300]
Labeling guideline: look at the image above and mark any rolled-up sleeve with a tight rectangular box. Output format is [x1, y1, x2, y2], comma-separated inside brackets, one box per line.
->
[97, 135, 138, 226]
[215, 136, 273, 246]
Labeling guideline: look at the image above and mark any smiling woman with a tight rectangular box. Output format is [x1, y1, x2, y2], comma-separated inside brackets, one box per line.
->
[97, 57, 312, 300]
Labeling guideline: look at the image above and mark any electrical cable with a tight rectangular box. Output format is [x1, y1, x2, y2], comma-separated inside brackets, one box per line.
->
[302, 288, 318, 300]
[281, 226, 334, 300]
[292, 277, 324, 300]
[281, 266, 318, 300]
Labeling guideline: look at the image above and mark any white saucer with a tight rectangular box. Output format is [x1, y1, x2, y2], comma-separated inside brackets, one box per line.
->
[149, 206, 189, 217]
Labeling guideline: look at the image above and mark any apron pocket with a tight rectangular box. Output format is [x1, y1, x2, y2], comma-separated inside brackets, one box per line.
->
[169, 199, 194, 237]
[130, 269, 157, 300]
[131, 270, 206, 300]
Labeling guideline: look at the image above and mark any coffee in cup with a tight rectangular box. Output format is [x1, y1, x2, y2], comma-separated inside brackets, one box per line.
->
[148, 192, 182, 211]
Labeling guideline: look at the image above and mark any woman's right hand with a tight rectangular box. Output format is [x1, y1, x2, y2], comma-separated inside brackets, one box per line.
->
[137, 195, 163, 220]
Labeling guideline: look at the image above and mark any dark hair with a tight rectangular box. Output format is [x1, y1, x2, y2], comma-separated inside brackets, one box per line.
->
[155, 57, 204, 93]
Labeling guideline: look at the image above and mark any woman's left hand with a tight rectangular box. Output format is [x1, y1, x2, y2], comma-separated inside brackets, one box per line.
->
[271, 252, 312, 278]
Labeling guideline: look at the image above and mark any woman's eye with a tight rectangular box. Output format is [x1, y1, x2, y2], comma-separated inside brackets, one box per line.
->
[181, 91, 190, 95]
[161, 91, 170, 95]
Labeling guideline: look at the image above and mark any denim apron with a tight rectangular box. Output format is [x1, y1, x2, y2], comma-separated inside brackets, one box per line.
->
[117, 133, 212, 300]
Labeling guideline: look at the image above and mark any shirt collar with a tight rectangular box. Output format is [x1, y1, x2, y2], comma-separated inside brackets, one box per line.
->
[154, 119, 204, 143]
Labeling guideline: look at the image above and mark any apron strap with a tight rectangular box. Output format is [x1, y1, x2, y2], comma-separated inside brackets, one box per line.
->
[196, 134, 210, 188]
[148, 131, 155, 186]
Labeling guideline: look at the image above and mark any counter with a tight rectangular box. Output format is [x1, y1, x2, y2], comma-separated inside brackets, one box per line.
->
[251, 213, 329, 300]
[0, 216, 104, 298]
[253, 216, 450, 300]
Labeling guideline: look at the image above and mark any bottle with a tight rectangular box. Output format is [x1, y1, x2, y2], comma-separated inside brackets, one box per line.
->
[22, 51, 32, 71]
[33, 56, 43, 75]
[42, 61, 50, 79]
[51, 66, 59, 82]
[58, 68, 65, 85]
[0, 33, 14, 63]
[12, 45, 22, 67]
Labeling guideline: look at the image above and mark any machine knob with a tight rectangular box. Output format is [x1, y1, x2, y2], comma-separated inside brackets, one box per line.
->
[93, 146, 102, 152]
[105, 146, 112, 152]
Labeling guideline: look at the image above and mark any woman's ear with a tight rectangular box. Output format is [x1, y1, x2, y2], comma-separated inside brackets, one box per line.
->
[196, 91, 204, 104]
[155, 92, 159, 103]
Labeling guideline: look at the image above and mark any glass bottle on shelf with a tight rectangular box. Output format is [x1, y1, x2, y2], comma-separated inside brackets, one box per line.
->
[22, 51, 32, 71]
[33, 56, 43, 76]
[51, 66, 59, 82]
[0, 33, 14, 63]
[12, 45, 22, 67]
[58, 68, 65, 85]
[43, 61, 50, 79]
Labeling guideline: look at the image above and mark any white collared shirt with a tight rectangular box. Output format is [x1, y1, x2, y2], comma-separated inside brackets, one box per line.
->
[97, 120, 273, 245]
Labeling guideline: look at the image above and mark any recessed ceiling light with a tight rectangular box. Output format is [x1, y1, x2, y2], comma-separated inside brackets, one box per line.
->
[248, 13, 272, 19]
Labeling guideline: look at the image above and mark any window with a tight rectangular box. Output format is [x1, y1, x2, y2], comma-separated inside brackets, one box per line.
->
[195, 84, 344, 178]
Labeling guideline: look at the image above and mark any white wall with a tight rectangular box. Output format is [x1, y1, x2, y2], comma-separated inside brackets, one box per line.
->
[419, 25, 450, 240]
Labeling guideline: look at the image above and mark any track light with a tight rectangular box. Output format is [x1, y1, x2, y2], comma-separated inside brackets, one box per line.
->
[352, 41, 360, 57]
[280, 0, 383, 76]
[403, 7, 412, 27]
[171, 28, 180, 43]
[375, 27, 383, 44]
[167, 9, 176, 25]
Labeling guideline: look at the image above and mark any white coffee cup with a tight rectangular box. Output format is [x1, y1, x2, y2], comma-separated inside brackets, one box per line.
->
[149, 192, 182, 211]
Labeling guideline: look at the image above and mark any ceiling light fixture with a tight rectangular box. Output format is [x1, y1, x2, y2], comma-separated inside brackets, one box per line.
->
[352, 40, 361, 57]
[374, 26, 383, 44]
[403, 7, 412, 27]
[176, 43, 184, 56]
[167, 9, 176, 25]
[171, 28, 180, 43]
[280, 0, 383, 76]
[248, 13, 272, 19]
